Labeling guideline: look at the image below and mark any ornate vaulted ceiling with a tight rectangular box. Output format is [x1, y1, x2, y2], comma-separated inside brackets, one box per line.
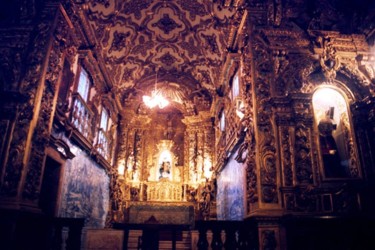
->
[80, 0, 244, 114]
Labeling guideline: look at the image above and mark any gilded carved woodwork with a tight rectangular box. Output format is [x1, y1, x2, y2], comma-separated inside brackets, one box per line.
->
[147, 180, 183, 202]
[81, 0, 243, 113]
[23, 6, 82, 201]
[351, 98, 375, 177]
[319, 37, 341, 80]
[1, 4, 60, 198]
[252, 36, 278, 204]
[241, 34, 258, 208]
[294, 122, 313, 184]
[0, 0, 374, 235]
[280, 127, 293, 186]
[105, 168, 125, 226]
[116, 109, 215, 219]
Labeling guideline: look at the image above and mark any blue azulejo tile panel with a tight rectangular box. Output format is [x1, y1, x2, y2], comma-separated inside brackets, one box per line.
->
[217, 150, 246, 220]
[59, 138, 110, 228]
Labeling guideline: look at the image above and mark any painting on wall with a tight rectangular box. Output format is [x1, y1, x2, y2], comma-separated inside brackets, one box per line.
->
[59, 138, 110, 228]
[216, 150, 246, 220]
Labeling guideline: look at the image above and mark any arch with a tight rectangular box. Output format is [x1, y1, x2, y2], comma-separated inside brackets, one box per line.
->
[312, 86, 360, 179]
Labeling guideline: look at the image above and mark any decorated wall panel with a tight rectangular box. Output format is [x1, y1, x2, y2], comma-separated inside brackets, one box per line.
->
[59, 136, 110, 228]
[217, 150, 246, 220]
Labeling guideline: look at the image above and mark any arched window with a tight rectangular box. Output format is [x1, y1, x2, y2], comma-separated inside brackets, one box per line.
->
[219, 111, 225, 132]
[232, 70, 240, 100]
[71, 66, 93, 139]
[97, 108, 111, 160]
[312, 87, 356, 178]
[100, 108, 109, 131]
[77, 68, 91, 102]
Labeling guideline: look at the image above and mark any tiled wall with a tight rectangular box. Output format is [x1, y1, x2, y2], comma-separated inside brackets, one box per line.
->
[216, 150, 246, 220]
[59, 138, 110, 228]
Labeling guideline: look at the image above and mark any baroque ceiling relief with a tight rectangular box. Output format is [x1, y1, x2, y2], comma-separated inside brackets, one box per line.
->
[84, 0, 244, 114]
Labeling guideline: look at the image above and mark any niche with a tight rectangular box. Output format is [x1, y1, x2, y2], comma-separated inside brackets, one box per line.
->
[312, 87, 356, 178]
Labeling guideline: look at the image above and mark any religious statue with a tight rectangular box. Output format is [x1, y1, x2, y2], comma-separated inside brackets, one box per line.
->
[159, 161, 171, 179]
[318, 107, 346, 177]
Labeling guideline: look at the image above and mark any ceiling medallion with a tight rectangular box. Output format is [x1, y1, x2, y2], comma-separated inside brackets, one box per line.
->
[152, 14, 181, 34]
[142, 71, 169, 109]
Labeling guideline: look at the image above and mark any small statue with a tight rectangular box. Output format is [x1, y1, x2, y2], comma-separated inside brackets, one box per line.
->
[318, 107, 345, 177]
[159, 161, 171, 179]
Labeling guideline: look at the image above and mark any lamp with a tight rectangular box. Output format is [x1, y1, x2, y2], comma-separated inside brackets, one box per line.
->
[143, 70, 169, 109]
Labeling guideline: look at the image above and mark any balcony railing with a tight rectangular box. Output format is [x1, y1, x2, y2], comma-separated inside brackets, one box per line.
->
[97, 128, 110, 160]
[71, 94, 93, 142]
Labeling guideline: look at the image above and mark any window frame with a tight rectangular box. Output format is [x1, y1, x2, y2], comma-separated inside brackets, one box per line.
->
[76, 66, 91, 102]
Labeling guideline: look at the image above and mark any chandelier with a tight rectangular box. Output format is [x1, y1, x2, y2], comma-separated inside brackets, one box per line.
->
[142, 70, 169, 109]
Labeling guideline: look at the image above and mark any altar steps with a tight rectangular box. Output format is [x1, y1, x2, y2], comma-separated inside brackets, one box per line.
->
[127, 230, 192, 250]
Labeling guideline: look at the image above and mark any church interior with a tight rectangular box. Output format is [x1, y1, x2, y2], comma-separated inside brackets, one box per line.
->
[1, 0, 375, 249]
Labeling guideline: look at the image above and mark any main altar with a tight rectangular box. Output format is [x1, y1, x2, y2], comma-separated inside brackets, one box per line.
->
[120, 139, 201, 225]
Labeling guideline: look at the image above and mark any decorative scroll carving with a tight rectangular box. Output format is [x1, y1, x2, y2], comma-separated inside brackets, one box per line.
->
[253, 36, 278, 204]
[105, 169, 125, 226]
[281, 127, 293, 186]
[284, 187, 318, 212]
[351, 98, 375, 175]
[320, 37, 340, 79]
[340, 112, 359, 177]
[260, 153, 278, 203]
[124, 128, 143, 183]
[23, 10, 68, 200]
[276, 54, 315, 96]
[294, 122, 313, 184]
[199, 180, 215, 220]
[188, 129, 198, 183]
[83, 0, 237, 108]
[153, 14, 182, 34]
[109, 31, 130, 54]
[146, 180, 182, 202]
[242, 33, 258, 208]
[1, 4, 57, 197]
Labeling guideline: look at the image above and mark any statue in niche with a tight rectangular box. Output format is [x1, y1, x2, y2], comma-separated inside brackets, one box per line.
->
[159, 161, 171, 179]
[164, 119, 174, 139]
[318, 107, 346, 177]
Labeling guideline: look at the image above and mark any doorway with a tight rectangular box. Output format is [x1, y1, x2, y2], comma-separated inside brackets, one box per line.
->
[39, 156, 62, 216]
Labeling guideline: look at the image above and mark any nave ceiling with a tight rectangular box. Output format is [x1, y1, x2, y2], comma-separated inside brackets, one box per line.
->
[66, 0, 375, 116]
[74, 0, 245, 115]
